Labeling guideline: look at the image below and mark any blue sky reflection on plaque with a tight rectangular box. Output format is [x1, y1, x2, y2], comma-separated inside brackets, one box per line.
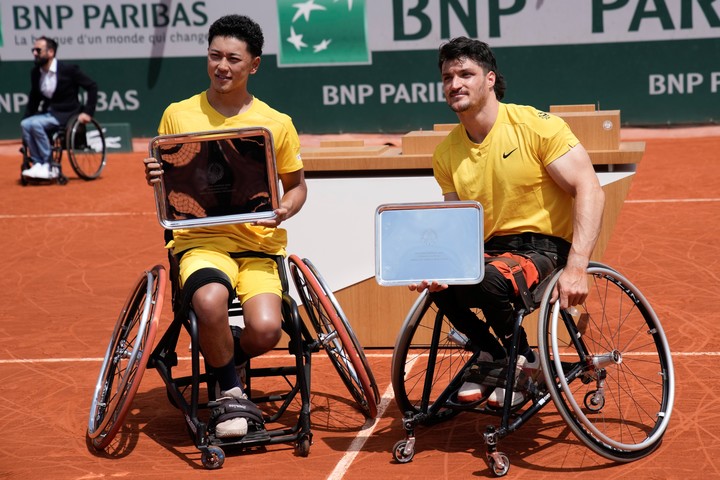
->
[375, 202, 484, 286]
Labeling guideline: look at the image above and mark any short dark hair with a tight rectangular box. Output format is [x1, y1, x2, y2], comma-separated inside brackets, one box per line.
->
[38, 36, 58, 54]
[438, 37, 506, 100]
[208, 15, 264, 57]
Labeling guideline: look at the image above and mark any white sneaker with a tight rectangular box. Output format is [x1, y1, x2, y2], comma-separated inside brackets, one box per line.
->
[215, 386, 249, 438]
[487, 351, 541, 408]
[457, 351, 495, 403]
[21, 163, 43, 178]
[487, 386, 526, 409]
[23, 163, 55, 179]
[21, 163, 35, 176]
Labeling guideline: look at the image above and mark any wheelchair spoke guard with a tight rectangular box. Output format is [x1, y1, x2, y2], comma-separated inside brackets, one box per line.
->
[288, 255, 380, 419]
[86, 265, 167, 450]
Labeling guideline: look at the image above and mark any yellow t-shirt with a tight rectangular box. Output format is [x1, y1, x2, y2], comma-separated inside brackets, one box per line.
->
[433, 103, 579, 243]
[158, 91, 304, 256]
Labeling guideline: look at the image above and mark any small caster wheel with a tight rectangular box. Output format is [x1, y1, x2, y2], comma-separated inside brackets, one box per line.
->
[488, 452, 510, 477]
[393, 439, 414, 463]
[201, 446, 225, 469]
[296, 435, 311, 457]
[58, 175, 68, 186]
[584, 390, 604, 412]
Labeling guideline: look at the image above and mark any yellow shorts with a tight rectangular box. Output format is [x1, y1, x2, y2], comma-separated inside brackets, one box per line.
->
[178, 247, 282, 303]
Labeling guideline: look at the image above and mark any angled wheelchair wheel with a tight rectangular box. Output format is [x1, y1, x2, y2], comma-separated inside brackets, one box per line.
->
[51, 131, 64, 166]
[51, 131, 69, 185]
[537, 263, 674, 462]
[288, 255, 380, 419]
[391, 291, 474, 422]
[66, 115, 107, 180]
[87, 265, 167, 450]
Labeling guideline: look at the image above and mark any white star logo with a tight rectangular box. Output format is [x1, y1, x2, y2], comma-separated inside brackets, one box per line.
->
[292, 0, 327, 22]
[286, 26, 307, 51]
[313, 39, 332, 53]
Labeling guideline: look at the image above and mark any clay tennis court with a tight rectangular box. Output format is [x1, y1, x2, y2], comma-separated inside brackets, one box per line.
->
[1, 127, 719, 479]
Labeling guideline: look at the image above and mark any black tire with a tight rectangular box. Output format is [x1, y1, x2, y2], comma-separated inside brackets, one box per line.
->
[488, 452, 510, 476]
[201, 446, 225, 469]
[288, 255, 379, 418]
[537, 263, 674, 462]
[86, 265, 167, 450]
[393, 439, 414, 463]
[296, 436, 311, 457]
[66, 115, 107, 180]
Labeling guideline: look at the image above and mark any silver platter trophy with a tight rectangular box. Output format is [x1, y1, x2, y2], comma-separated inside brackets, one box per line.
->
[149, 127, 279, 229]
[375, 201, 484, 286]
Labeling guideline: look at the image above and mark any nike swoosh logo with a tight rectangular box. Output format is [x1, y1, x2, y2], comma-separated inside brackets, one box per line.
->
[502, 148, 518, 159]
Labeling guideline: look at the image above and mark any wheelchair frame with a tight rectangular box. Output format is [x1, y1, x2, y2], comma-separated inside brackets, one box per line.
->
[390, 261, 674, 476]
[20, 112, 107, 185]
[86, 254, 379, 469]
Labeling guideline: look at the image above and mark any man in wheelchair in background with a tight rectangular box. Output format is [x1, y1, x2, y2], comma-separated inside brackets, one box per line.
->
[144, 15, 307, 440]
[21, 35, 98, 181]
[410, 37, 606, 409]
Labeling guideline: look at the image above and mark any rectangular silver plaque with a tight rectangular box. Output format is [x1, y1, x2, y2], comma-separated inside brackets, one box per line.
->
[375, 201, 484, 286]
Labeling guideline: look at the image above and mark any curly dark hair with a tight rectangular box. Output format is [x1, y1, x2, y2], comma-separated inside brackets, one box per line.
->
[438, 37, 506, 101]
[208, 14, 264, 57]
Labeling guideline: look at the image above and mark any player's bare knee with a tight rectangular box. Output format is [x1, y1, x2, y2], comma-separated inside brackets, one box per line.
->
[244, 318, 282, 353]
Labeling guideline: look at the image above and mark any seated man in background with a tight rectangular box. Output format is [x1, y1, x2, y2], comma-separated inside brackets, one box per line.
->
[21, 36, 98, 180]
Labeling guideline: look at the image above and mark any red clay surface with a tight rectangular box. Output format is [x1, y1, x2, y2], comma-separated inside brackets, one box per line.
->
[1, 127, 719, 479]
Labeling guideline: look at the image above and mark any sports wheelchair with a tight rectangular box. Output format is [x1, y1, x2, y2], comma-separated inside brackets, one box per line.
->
[20, 112, 107, 185]
[391, 262, 675, 476]
[86, 252, 379, 469]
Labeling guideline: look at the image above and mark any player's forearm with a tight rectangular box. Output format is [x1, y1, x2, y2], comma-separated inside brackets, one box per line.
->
[567, 184, 605, 269]
[278, 179, 307, 221]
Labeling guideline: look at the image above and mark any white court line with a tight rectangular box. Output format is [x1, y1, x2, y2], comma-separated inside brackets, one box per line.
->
[0, 350, 714, 365]
[326, 356, 416, 480]
[0, 212, 155, 220]
[0, 197, 719, 221]
[626, 198, 720, 204]
[0, 350, 697, 478]
[0, 352, 393, 364]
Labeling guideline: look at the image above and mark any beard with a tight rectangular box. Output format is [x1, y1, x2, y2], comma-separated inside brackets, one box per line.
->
[447, 96, 471, 113]
[449, 101, 470, 113]
[34, 56, 50, 67]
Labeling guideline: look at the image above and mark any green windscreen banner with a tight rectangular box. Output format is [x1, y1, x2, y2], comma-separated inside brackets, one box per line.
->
[0, 0, 718, 139]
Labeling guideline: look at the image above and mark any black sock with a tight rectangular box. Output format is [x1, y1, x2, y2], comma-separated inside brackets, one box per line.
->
[213, 358, 241, 392]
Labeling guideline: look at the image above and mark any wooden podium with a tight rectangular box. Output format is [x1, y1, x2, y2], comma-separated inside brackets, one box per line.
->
[296, 105, 643, 348]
